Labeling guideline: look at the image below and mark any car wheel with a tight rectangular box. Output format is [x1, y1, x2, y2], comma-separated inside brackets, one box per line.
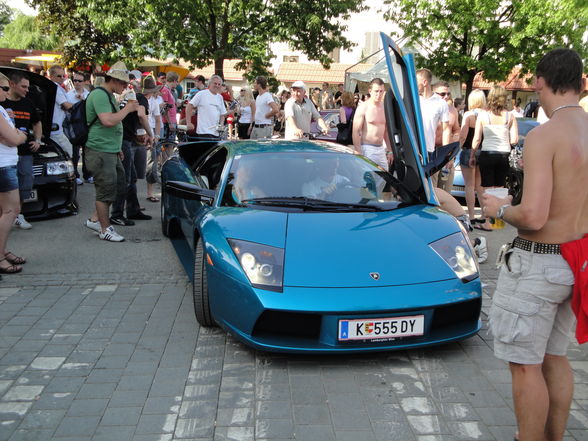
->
[193, 238, 215, 327]
[506, 169, 524, 205]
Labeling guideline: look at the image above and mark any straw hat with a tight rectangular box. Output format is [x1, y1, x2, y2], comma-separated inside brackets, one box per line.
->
[106, 61, 130, 82]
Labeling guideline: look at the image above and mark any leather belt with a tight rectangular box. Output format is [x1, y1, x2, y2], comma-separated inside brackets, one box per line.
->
[253, 124, 271, 128]
[512, 236, 561, 255]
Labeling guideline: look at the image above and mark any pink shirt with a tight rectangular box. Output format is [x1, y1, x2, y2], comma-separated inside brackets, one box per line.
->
[160, 86, 177, 124]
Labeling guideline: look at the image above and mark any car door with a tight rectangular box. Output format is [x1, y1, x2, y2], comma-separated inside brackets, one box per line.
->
[380, 33, 439, 205]
[182, 146, 229, 245]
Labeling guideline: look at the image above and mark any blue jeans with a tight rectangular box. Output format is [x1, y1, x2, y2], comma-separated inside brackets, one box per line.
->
[0, 165, 18, 192]
[16, 155, 33, 202]
[111, 140, 140, 218]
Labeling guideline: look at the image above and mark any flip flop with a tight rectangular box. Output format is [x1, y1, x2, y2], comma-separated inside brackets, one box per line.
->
[146, 196, 160, 202]
[4, 251, 26, 265]
[0, 258, 22, 274]
[474, 224, 493, 232]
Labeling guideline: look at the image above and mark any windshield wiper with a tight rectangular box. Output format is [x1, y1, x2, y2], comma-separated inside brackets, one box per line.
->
[241, 196, 383, 211]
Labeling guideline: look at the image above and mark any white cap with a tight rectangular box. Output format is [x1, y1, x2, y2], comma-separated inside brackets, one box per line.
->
[129, 70, 143, 80]
[291, 80, 306, 90]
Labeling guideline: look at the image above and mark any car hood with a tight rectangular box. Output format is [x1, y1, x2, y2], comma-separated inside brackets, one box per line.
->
[212, 205, 463, 289]
[283, 206, 462, 287]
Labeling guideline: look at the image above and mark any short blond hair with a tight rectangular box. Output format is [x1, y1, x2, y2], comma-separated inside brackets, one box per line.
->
[48, 65, 64, 76]
[166, 71, 179, 82]
[468, 89, 486, 110]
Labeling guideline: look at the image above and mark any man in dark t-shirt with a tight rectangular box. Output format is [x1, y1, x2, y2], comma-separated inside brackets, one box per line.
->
[110, 84, 154, 225]
[5, 71, 43, 229]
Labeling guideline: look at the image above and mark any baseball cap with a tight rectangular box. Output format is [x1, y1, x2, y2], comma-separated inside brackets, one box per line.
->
[291, 80, 306, 90]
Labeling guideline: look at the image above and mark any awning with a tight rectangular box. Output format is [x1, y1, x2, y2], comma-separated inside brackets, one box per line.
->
[11, 54, 61, 69]
[138, 58, 190, 81]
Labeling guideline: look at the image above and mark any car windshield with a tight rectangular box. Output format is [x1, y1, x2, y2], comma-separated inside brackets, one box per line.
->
[222, 151, 419, 211]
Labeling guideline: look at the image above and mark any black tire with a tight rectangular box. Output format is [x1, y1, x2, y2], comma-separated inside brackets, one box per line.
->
[193, 239, 215, 327]
[506, 169, 524, 205]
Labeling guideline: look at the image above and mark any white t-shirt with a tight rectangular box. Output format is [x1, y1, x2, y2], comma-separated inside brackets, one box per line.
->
[147, 96, 161, 130]
[419, 94, 449, 153]
[0, 106, 18, 167]
[66, 88, 89, 104]
[189, 89, 227, 136]
[53, 83, 71, 134]
[255, 91, 275, 125]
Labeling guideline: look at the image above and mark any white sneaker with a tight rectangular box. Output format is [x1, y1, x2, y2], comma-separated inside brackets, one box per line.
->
[85, 218, 101, 233]
[474, 237, 488, 264]
[99, 226, 125, 242]
[76, 177, 83, 185]
[85, 177, 95, 184]
[14, 214, 32, 229]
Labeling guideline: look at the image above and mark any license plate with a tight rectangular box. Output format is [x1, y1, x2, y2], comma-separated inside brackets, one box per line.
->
[338, 315, 424, 341]
[23, 189, 37, 202]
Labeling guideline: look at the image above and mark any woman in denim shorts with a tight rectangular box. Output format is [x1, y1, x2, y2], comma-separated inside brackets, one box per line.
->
[0, 73, 28, 274]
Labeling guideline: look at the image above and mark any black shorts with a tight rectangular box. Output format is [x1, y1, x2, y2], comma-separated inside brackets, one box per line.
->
[477, 151, 510, 187]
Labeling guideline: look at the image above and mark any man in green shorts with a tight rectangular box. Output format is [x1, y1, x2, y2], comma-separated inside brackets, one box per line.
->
[84, 62, 139, 242]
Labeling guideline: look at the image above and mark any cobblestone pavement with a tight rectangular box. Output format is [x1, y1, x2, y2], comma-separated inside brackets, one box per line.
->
[0, 182, 586, 441]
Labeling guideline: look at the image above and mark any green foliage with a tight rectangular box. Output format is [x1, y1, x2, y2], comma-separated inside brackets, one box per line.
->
[28, 0, 366, 81]
[383, 0, 588, 97]
[0, 0, 12, 36]
[0, 13, 59, 50]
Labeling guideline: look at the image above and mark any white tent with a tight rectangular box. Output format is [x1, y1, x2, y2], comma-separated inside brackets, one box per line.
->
[345, 57, 390, 93]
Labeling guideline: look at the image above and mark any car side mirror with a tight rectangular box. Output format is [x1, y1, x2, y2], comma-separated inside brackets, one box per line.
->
[165, 180, 215, 202]
[423, 142, 460, 178]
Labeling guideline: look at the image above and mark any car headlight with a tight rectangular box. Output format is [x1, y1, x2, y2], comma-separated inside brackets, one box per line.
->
[46, 160, 74, 176]
[429, 232, 478, 282]
[228, 239, 284, 292]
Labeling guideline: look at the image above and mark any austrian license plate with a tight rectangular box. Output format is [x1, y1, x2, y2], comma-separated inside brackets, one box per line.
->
[23, 189, 37, 202]
[338, 315, 424, 341]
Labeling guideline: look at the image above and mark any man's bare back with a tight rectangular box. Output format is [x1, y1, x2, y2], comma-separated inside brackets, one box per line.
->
[519, 108, 588, 243]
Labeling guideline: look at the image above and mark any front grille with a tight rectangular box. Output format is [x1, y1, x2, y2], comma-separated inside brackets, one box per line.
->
[32, 165, 44, 176]
[253, 310, 322, 340]
[431, 298, 481, 330]
[452, 185, 465, 192]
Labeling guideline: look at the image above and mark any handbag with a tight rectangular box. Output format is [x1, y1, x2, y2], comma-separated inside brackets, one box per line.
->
[336, 108, 355, 145]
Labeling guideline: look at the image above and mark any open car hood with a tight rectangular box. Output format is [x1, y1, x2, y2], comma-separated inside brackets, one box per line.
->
[380, 33, 458, 205]
[0, 66, 57, 140]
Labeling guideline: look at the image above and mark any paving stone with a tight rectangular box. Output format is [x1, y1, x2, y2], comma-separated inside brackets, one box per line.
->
[76, 382, 117, 399]
[255, 400, 292, 419]
[293, 403, 331, 425]
[0, 402, 33, 418]
[66, 398, 109, 416]
[17, 409, 66, 430]
[100, 407, 142, 426]
[108, 389, 149, 407]
[142, 396, 181, 415]
[7, 428, 54, 441]
[135, 413, 177, 435]
[335, 430, 377, 441]
[214, 426, 254, 441]
[31, 392, 75, 410]
[54, 415, 101, 437]
[92, 425, 135, 441]
[2, 385, 44, 401]
[255, 418, 294, 439]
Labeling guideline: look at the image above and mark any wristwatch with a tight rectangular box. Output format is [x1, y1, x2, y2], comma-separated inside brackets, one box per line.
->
[497, 204, 511, 220]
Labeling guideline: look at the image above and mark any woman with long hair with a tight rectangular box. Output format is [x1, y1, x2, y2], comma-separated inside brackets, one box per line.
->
[471, 85, 518, 231]
[236, 88, 255, 139]
[337, 91, 356, 145]
[0, 72, 28, 273]
[459, 89, 486, 222]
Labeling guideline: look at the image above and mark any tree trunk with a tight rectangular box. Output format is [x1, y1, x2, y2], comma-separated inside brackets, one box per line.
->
[214, 58, 225, 80]
[463, 71, 477, 110]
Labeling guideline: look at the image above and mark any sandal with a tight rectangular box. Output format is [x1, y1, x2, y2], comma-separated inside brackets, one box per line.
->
[0, 258, 22, 274]
[4, 251, 26, 265]
[146, 196, 160, 202]
[473, 224, 493, 232]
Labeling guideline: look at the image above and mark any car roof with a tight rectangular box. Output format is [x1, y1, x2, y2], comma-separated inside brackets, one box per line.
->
[223, 139, 355, 157]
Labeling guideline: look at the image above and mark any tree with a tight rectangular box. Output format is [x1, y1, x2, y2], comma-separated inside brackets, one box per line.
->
[383, 0, 588, 99]
[0, 13, 59, 50]
[0, 0, 12, 36]
[28, 0, 366, 81]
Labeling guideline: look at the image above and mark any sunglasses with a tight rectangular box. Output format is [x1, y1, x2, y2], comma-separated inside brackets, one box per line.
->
[437, 92, 451, 97]
[73, 79, 84, 83]
[0, 86, 9, 92]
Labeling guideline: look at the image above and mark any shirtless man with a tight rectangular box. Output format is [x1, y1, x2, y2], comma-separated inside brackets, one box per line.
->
[483, 48, 588, 441]
[433, 81, 460, 191]
[352, 78, 391, 170]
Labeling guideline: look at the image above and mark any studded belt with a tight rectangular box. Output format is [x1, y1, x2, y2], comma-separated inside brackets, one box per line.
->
[253, 124, 271, 128]
[512, 236, 561, 255]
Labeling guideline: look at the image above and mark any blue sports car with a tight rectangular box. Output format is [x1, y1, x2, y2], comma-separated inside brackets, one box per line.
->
[161, 34, 482, 353]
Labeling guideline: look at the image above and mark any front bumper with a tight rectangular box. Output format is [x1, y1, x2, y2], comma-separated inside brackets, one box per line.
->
[208, 266, 482, 353]
[23, 175, 78, 219]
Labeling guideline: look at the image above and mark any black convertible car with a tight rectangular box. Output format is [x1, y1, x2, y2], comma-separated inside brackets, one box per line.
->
[0, 67, 77, 219]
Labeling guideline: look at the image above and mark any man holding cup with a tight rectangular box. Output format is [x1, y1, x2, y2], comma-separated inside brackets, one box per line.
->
[483, 49, 588, 441]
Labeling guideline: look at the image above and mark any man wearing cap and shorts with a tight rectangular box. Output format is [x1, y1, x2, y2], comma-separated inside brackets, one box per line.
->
[251, 76, 279, 140]
[84, 61, 139, 242]
[352, 78, 392, 170]
[284, 81, 329, 140]
[483, 48, 588, 441]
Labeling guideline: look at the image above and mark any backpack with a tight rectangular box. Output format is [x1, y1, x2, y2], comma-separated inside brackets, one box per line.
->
[63, 87, 115, 145]
[336, 107, 356, 145]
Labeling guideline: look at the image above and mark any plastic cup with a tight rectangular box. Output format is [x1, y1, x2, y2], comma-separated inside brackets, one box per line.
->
[485, 187, 509, 198]
[126, 90, 136, 101]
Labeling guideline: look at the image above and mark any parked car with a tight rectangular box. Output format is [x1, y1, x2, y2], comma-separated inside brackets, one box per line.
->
[450, 117, 539, 205]
[311, 109, 339, 141]
[0, 67, 77, 219]
[160, 33, 481, 353]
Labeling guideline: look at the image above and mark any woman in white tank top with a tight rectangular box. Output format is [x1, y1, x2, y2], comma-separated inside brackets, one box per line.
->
[471, 85, 519, 230]
[237, 88, 256, 139]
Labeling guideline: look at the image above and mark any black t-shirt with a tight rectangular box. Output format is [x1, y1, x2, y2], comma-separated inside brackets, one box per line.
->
[121, 93, 149, 141]
[3, 97, 41, 156]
